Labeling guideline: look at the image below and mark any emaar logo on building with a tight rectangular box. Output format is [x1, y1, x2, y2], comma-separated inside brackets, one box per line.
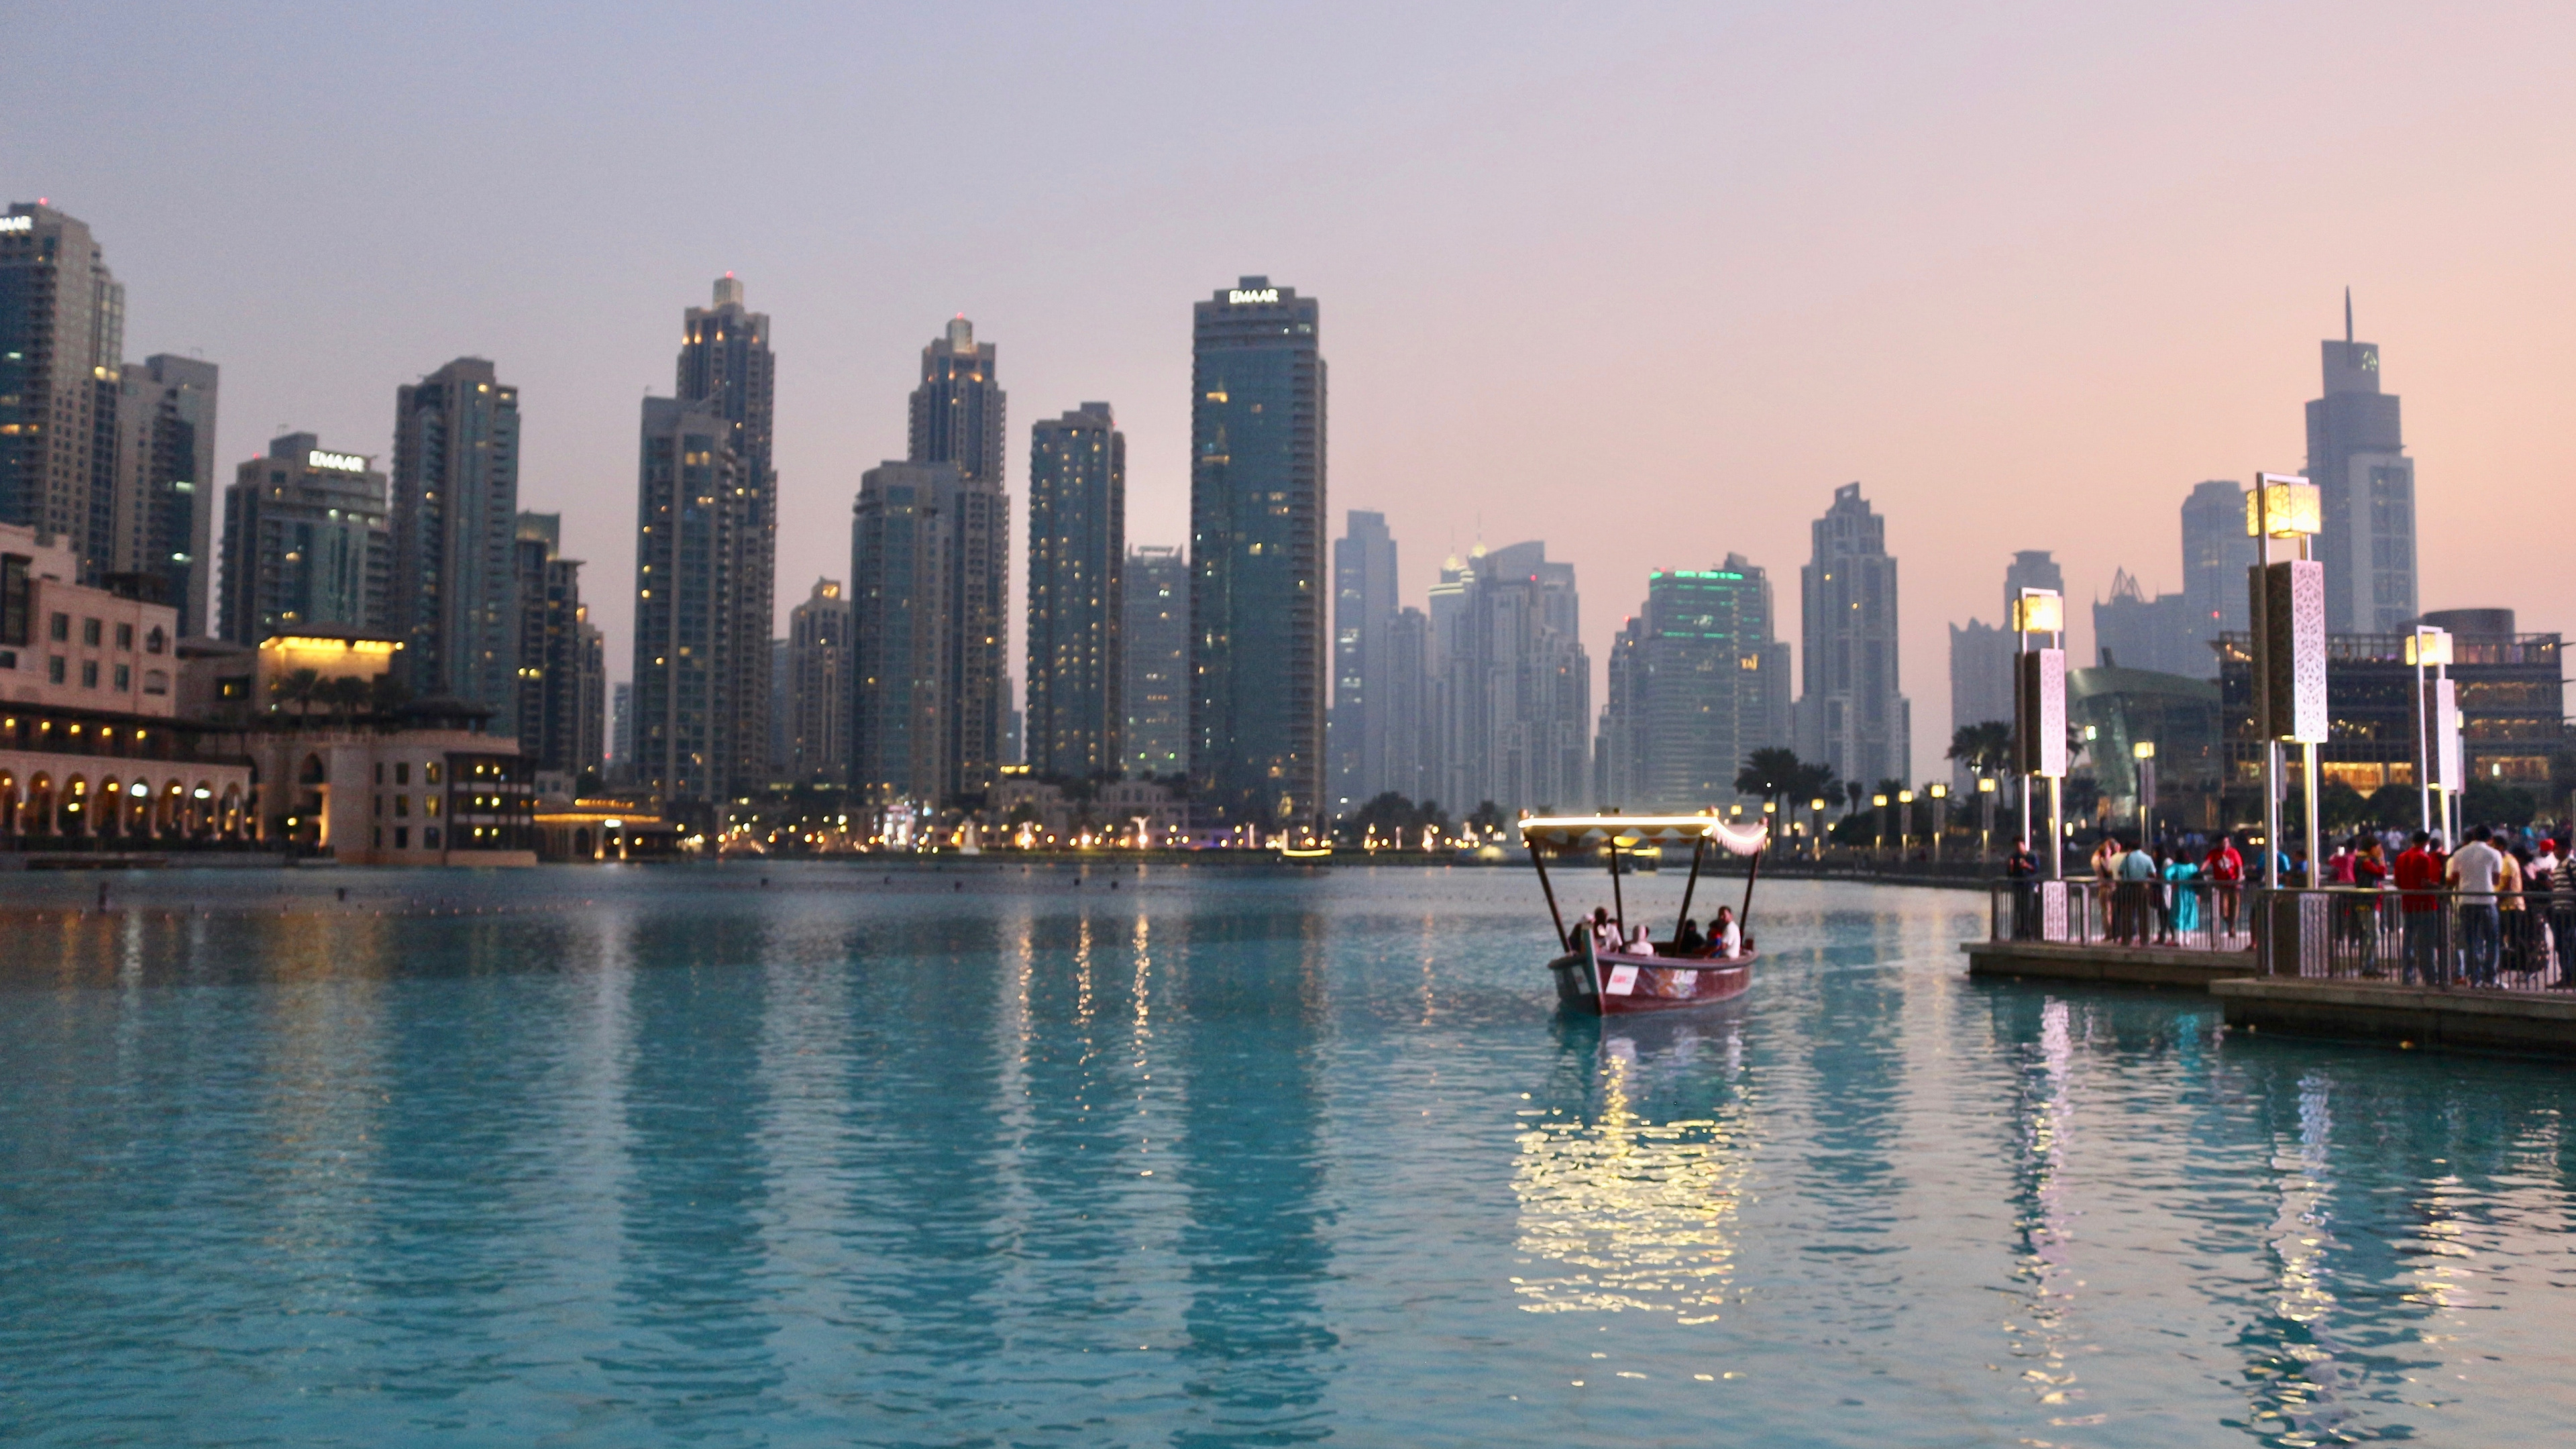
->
[1228, 288, 1279, 305]
[0, 216, 32, 233]
[307, 449, 367, 472]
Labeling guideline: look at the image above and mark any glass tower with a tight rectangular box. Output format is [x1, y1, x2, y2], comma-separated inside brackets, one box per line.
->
[1190, 277, 1326, 831]
[2306, 294, 2416, 633]
[1025, 402, 1124, 779]
[390, 357, 520, 716]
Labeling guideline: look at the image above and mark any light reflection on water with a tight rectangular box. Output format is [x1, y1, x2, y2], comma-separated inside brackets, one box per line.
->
[3, 865, 2575, 1446]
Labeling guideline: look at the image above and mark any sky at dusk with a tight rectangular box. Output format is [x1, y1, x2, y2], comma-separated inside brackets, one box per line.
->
[11, 1, 2572, 780]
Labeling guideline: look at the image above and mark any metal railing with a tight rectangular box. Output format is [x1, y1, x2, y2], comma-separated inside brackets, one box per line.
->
[2246, 887, 2576, 991]
[1986, 877, 2253, 953]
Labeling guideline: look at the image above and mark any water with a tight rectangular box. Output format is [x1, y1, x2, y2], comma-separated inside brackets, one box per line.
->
[4, 863, 2573, 1446]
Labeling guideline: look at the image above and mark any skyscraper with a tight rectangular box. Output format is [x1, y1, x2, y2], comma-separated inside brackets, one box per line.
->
[851, 460, 959, 804]
[1, 203, 123, 578]
[629, 396, 741, 801]
[1121, 545, 1187, 780]
[511, 512, 588, 777]
[1593, 558, 1790, 812]
[390, 357, 520, 714]
[109, 354, 218, 635]
[1191, 276, 1326, 830]
[1024, 402, 1124, 779]
[2090, 568, 2199, 674]
[787, 578, 852, 787]
[676, 276, 777, 799]
[1429, 541, 1590, 816]
[610, 682, 633, 783]
[2180, 479, 2255, 647]
[1384, 605, 1430, 805]
[910, 316, 1006, 486]
[2307, 293, 2416, 633]
[218, 433, 390, 644]
[1796, 482, 1910, 790]
[1949, 549, 2061, 745]
[1330, 510, 1399, 815]
[574, 610, 605, 786]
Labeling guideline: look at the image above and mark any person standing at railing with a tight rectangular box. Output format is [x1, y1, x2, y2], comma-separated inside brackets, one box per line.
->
[2448, 826, 2507, 988]
[2501, 843, 2535, 981]
[2114, 839, 2157, 945]
[2551, 843, 2576, 988]
[2005, 839, 2039, 940]
[2394, 831, 2445, 985]
[2164, 849, 2202, 937]
[2205, 835, 2245, 940]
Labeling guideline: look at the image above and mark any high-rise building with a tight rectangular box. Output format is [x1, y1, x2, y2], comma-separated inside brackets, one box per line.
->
[1949, 549, 2061, 746]
[609, 682, 633, 782]
[910, 316, 1006, 487]
[2308, 294, 2416, 634]
[2091, 568, 2200, 674]
[787, 578, 852, 787]
[678, 276, 777, 799]
[1121, 545, 1187, 780]
[1, 203, 125, 579]
[1593, 557, 1790, 812]
[1796, 483, 1910, 790]
[1384, 605, 1431, 806]
[574, 610, 605, 786]
[217, 434, 390, 645]
[851, 460, 959, 804]
[2179, 480, 2254, 647]
[629, 396, 742, 801]
[1190, 276, 1327, 830]
[1024, 402, 1124, 779]
[390, 357, 520, 714]
[511, 511, 588, 777]
[1428, 541, 1591, 816]
[109, 354, 218, 635]
[770, 637, 790, 781]
[1330, 510, 1399, 816]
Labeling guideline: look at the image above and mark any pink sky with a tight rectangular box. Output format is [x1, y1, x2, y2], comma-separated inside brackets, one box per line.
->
[10, 1, 2571, 779]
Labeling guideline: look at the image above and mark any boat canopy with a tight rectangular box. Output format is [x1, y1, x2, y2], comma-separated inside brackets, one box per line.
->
[1517, 814, 1769, 858]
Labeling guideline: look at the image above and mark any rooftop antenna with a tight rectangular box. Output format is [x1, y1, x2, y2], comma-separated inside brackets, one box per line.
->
[2345, 286, 2353, 345]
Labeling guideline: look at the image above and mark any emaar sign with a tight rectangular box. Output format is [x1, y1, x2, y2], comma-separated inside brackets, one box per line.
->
[1228, 288, 1279, 305]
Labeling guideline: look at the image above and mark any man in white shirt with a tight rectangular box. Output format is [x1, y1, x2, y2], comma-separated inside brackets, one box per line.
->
[2448, 826, 2507, 986]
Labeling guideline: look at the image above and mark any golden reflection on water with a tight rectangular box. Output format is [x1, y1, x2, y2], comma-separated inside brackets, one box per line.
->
[1509, 1031, 1751, 1324]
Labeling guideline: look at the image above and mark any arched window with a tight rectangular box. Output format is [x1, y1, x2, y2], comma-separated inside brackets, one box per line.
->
[144, 626, 166, 655]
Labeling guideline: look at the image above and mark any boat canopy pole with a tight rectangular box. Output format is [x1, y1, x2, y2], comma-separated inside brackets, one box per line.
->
[1530, 845, 1568, 947]
[1674, 835, 1707, 940]
[1609, 845, 1625, 933]
[1738, 840, 1765, 935]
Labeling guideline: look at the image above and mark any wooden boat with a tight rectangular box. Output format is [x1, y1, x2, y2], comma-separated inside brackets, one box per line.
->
[1520, 814, 1768, 1016]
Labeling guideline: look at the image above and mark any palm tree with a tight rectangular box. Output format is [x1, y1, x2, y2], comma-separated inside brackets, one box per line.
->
[326, 676, 371, 718]
[1946, 720, 2013, 779]
[1733, 747, 1804, 810]
[1844, 780, 1868, 817]
[274, 667, 323, 722]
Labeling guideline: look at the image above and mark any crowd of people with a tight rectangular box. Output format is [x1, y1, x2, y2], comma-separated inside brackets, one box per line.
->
[2002, 820, 2576, 987]
[1570, 904, 1746, 961]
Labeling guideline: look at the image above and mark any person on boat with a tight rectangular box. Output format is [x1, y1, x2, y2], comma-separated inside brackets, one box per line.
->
[1586, 906, 1620, 954]
[1627, 922, 1656, 955]
[1711, 906, 1741, 959]
[1672, 916, 1708, 956]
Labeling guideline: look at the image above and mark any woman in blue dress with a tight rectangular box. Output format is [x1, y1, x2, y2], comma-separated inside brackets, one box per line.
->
[2165, 853, 2202, 935]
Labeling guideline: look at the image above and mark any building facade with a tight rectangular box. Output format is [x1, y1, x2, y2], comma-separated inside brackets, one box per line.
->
[2092, 568, 2201, 675]
[2308, 297, 2417, 635]
[511, 512, 589, 778]
[0, 204, 123, 580]
[1121, 544, 1187, 780]
[851, 460, 957, 804]
[1024, 402, 1124, 780]
[679, 276, 777, 798]
[2179, 479, 2254, 649]
[1796, 482, 1910, 791]
[109, 354, 219, 635]
[787, 578, 851, 787]
[1330, 509, 1399, 816]
[390, 358, 520, 716]
[628, 397, 742, 802]
[219, 434, 390, 645]
[1595, 559, 1790, 812]
[910, 316, 1006, 487]
[1190, 277, 1326, 830]
[1428, 541, 1590, 817]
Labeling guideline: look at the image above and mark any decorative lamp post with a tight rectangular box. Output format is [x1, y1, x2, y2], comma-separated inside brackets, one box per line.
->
[1872, 793, 1888, 854]
[1898, 789, 1915, 857]
[2012, 588, 2068, 880]
[1929, 782, 1948, 862]
[2132, 739, 2157, 844]
[1976, 775, 1996, 858]
[1810, 797, 1828, 861]
[2406, 626, 2455, 843]
[2247, 474, 2327, 888]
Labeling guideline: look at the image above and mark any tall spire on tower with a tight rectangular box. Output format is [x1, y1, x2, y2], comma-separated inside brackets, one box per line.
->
[2345, 286, 2353, 345]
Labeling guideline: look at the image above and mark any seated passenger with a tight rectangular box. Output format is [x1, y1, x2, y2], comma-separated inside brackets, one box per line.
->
[1672, 918, 1708, 956]
[1627, 923, 1655, 955]
[1711, 906, 1743, 959]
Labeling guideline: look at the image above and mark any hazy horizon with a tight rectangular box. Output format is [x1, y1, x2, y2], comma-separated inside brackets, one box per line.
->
[12, 1, 2571, 782]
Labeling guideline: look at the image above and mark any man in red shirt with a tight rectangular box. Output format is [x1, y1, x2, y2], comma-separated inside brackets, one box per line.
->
[2205, 835, 2245, 940]
[2393, 830, 2444, 985]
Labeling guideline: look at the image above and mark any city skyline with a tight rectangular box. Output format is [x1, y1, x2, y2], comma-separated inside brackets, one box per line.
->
[13, 5, 2573, 782]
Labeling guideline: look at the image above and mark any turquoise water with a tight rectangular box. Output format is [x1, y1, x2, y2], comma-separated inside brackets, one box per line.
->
[4, 864, 2573, 1446]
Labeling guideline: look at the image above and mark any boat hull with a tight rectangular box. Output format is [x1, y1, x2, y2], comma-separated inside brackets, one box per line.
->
[1549, 945, 1755, 1016]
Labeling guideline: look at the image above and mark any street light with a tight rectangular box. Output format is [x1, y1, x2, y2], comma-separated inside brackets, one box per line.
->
[2248, 472, 2326, 889]
[1898, 789, 1915, 857]
[2408, 625, 2455, 842]
[1872, 793, 1888, 854]
[2131, 739, 2156, 845]
[1976, 775, 1997, 858]
[1810, 797, 1828, 861]
[1929, 781, 1949, 862]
